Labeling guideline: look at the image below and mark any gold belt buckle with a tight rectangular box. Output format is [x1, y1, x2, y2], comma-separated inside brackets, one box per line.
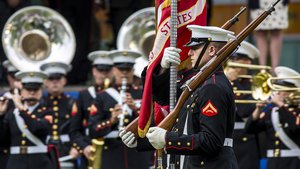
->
[20, 146, 28, 154]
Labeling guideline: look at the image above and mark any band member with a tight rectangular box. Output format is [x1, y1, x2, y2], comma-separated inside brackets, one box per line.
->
[120, 26, 239, 169]
[41, 62, 77, 168]
[224, 41, 260, 169]
[1, 60, 21, 110]
[88, 50, 152, 169]
[0, 71, 55, 169]
[246, 66, 300, 169]
[0, 60, 20, 169]
[69, 51, 114, 168]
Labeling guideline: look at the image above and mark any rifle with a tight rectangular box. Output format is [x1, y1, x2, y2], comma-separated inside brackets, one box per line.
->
[125, 6, 248, 136]
[158, 0, 281, 131]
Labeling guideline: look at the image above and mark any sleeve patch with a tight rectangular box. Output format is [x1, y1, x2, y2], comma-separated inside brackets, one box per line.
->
[89, 104, 98, 116]
[201, 100, 218, 117]
[71, 103, 78, 116]
[44, 115, 53, 123]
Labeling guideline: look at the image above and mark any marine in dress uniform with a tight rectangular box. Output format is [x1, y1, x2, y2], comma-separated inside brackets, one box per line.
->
[88, 50, 152, 169]
[246, 66, 300, 169]
[121, 26, 239, 169]
[0, 71, 55, 169]
[224, 41, 260, 169]
[0, 60, 20, 169]
[41, 62, 77, 168]
[69, 51, 114, 168]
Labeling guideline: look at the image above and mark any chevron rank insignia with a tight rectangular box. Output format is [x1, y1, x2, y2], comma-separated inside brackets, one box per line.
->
[201, 100, 218, 116]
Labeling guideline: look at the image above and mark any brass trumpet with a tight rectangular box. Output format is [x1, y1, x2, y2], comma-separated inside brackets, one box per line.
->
[226, 62, 272, 70]
[88, 138, 105, 169]
[234, 72, 300, 104]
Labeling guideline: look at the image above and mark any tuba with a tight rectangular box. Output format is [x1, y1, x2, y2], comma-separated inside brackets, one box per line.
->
[2, 6, 76, 71]
[117, 7, 155, 77]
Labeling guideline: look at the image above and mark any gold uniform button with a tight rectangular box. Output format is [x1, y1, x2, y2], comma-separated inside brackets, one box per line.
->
[54, 119, 58, 123]
[21, 140, 26, 145]
[3, 149, 8, 154]
[53, 107, 59, 111]
[65, 114, 70, 119]
[73, 143, 77, 146]
[101, 122, 106, 125]
[176, 161, 179, 165]
[79, 150, 83, 153]
[52, 131, 58, 135]
[106, 121, 110, 124]
[275, 132, 279, 138]
[176, 118, 179, 123]
[168, 142, 172, 145]
[187, 142, 191, 146]
[275, 140, 280, 146]
[55, 112, 59, 116]
[53, 135, 59, 140]
[22, 133, 26, 138]
[109, 108, 114, 112]
[177, 142, 181, 146]
[288, 108, 294, 112]
[104, 146, 108, 150]
[242, 137, 248, 142]
[175, 128, 178, 132]
[53, 101, 58, 105]
[200, 161, 204, 165]
[52, 125, 58, 130]
[186, 105, 190, 108]
[97, 124, 102, 128]
[124, 118, 129, 123]
[23, 125, 28, 129]
[31, 114, 36, 119]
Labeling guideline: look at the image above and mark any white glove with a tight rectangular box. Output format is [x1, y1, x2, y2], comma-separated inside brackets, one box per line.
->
[146, 127, 167, 149]
[160, 47, 182, 69]
[119, 130, 137, 148]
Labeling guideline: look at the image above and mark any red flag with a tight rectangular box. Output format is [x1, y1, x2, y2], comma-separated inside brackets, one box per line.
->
[138, 0, 207, 137]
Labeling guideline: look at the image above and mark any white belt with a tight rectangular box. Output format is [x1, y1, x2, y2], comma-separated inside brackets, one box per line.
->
[60, 162, 74, 167]
[10, 146, 48, 154]
[223, 138, 233, 147]
[47, 134, 70, 143]
[60, 134, 70, 142]
[267, 149, 300, 158]
[234, 122, 246, 130]
[85, 128, 89, 136]
[104, 131, 119, 138]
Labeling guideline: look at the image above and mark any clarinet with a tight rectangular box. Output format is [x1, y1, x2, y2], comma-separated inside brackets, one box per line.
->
[118, 78, 127, 130]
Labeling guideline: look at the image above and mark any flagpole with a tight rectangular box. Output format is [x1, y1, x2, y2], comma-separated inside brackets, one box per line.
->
[169, 0, 178, 113]
[169, 1, 178, 169]
[157, 0, 178, 169]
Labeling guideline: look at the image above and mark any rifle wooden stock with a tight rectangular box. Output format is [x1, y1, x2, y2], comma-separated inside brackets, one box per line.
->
[158, 0, 280, 131]
[124, 5, 255, 136]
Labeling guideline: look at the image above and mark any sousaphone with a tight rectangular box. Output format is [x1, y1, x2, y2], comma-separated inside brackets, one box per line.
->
[2, 6, 76, 71]
[117, 7, 155, 77]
